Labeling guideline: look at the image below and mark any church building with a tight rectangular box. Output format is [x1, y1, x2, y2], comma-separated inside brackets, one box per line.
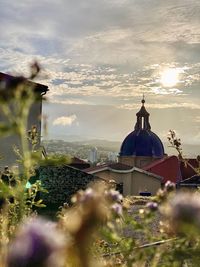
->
[119, 98, 165, 168]
[84, 98, 166, 196]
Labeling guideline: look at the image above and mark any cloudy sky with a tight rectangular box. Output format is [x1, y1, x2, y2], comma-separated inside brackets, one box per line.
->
[0, 0, 200, 148]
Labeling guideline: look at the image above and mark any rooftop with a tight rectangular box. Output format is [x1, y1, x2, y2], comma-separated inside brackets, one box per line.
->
[84, 162, 163, 180]
[0, 72, 48, 95]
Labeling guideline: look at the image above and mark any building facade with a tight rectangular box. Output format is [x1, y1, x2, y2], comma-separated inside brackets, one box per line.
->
[84, 163, 162, 196]
[0, 72, 48, 168]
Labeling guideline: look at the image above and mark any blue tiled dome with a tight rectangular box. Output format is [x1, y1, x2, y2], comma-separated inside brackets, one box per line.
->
[120, 98, 164, 158]
[120, 129, 164, 157]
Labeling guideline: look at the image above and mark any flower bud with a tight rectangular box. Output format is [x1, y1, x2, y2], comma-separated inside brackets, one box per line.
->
[7, 218, 65, 267]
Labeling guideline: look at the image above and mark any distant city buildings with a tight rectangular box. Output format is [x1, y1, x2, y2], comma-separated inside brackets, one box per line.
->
[88, 147, 98, 163]
[108, 152, 118, 162]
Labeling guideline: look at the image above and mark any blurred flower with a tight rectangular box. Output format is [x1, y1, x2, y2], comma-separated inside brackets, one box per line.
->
[71, 188, 96, 204]
[111, 203, 123, 216]
[79, 188, 94, 202]
[60, 183, 112, 267]
[146, 202, 158, 212]
[7, 218, 65, 267]
[106, 189, 123, 203]
[165, 192, 200, 234]
[156, 188, 167, 202]
[164, 181, 176, 193]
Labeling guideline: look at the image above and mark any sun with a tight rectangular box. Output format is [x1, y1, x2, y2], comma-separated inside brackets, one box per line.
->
[160, 68, 180, 87]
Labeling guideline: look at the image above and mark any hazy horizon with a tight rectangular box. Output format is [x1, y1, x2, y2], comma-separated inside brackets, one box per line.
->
[42, 136, 199, 158]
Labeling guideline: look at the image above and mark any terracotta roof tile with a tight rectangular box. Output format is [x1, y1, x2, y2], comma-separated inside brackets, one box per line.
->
[143, 155, 181, 183]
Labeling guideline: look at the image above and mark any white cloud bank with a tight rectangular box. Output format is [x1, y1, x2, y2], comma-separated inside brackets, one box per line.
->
[53, 115, 77, 126]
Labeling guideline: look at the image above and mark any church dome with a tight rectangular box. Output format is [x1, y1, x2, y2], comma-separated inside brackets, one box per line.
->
[120, 98, 164, 157]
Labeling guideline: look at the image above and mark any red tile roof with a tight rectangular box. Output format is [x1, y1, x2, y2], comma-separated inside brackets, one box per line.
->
[143, 156, 181, 184]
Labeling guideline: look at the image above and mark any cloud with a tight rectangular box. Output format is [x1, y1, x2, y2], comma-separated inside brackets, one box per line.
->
[119, 102, 200, 110]
[49, 98, 88, 105]
[1, 0, 200, 68]
[0, 0, 200, 146]
[52, 115, 77, 126]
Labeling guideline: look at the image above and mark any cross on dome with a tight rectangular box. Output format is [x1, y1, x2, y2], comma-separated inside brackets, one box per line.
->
[141, 94, 145, 105]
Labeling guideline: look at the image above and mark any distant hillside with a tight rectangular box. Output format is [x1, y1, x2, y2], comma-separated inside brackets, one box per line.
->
[41, 139, 120, 162]
[75, 139, 121, 151]
[42, 139, 199, 159]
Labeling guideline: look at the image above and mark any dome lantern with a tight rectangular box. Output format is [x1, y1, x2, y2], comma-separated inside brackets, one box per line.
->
[135, 96, 151, 131]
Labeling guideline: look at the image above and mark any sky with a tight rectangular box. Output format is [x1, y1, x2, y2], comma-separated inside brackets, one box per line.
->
[0, 0, 200, 149]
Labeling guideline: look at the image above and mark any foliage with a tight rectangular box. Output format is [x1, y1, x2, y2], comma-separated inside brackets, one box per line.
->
[0, 66, 200, 267]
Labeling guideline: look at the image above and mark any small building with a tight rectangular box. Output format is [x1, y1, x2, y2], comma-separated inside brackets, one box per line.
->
[88, 147, 98, 163]
[0, 72, 48, 168]
[84, 162, 162, 196]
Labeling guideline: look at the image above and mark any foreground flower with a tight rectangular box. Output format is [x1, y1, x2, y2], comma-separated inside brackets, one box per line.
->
[165, 192, 200, 235]
[111, 203, 123, 216]
[146, 201, 158, 212]
[106, 189, 123, 203]
[164, 181, 176, 193]
[7, 218, 66, 267]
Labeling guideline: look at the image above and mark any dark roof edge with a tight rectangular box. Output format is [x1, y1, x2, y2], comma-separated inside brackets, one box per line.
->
[0, 72, 48, 94]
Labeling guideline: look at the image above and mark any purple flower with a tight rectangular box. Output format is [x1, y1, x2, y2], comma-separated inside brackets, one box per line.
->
[80, 188, 95, 202]
[111, 203, 123, 216]
[146, 202, 158, 211]
[106, 189, 123, 203]
[7, 218, 65, 267]
[71, 188, 95, 204]
[169, 193, 200, 226]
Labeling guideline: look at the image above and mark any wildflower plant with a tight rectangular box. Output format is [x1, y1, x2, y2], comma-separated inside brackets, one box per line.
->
[0, 64, 49, 265]
[7, 217, 66, 267]
[167, 130, 183, 159]
[1, 66, 200, 267]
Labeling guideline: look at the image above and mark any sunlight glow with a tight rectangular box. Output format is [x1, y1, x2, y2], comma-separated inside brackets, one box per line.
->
[160, 68, 180, 87]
